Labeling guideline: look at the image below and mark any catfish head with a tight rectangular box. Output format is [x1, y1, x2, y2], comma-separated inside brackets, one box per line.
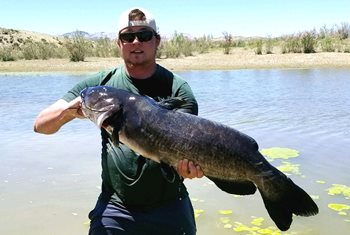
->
[80, 86, 124, 134]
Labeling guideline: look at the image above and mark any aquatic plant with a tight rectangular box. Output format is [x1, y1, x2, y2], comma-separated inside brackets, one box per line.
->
[260, 147, 299, 161]
[328, 203, 350, 215]
[218, 209, 233, 215]
[277, 161, 301, 176]
[194, 209, 204, 219]
[327, 184, 350, 198]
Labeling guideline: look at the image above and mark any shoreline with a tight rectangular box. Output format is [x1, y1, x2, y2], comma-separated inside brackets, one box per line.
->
[1, 50, 350, 74]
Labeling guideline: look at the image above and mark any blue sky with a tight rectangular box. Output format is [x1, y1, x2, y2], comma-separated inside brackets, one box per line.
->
[1, 0, 349, 38]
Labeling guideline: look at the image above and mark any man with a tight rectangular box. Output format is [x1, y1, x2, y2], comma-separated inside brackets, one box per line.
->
[34, 7, 203, 235]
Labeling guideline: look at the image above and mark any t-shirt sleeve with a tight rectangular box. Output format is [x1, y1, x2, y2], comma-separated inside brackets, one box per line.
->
[173, 78, 198, 115]
[61, 70, 112, 102]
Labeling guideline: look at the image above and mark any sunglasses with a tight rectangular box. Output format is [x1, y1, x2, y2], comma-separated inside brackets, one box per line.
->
[119, 30, 155, 43]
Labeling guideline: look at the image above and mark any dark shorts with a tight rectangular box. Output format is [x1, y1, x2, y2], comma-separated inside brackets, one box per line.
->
[88, 196, 196, 235]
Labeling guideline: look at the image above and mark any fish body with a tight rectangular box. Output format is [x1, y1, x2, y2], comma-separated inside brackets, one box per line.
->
[80, 86, 318, 231]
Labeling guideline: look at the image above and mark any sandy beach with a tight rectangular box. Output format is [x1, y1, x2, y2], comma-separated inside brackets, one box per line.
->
[1, 49, 350, 74]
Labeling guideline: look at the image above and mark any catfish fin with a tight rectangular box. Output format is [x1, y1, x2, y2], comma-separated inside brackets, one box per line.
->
[259, 177, 319, 231]
[208, 177, 257, 195]
[156, 97, 186, 110]
[108, 135, 119, 148]
[103, 112, 123, 147]
[111, 129, 120, 147]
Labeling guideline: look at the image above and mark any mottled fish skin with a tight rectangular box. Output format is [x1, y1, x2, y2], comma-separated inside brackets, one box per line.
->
[80, 86, 319, 231]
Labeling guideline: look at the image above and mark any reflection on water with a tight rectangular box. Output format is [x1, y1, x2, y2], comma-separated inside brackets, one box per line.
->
[1, 69, 349, 235]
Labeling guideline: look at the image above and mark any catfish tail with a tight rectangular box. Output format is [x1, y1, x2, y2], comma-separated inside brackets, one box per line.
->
[259, 177, 318, 231]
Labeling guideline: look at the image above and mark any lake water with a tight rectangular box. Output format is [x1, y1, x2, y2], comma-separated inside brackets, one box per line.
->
[0, 69, 349, 235]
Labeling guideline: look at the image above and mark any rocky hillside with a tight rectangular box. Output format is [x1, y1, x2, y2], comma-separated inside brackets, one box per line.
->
[0, 27, 65, 48]
[0, 27, 116, 48]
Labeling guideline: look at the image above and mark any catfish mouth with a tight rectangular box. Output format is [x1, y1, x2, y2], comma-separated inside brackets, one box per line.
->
[91, 108, 119, 128]
[96, 111, 113, 128]
[81, 101, 120, 128]
[100, 110, 123, 137]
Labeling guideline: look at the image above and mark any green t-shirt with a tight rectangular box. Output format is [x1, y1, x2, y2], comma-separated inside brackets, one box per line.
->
[62, 64, 198, 210]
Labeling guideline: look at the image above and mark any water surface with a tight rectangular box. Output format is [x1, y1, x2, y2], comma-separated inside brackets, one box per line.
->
[0, 69, 349, 234]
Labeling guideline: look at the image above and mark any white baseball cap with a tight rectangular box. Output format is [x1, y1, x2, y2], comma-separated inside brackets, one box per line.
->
[118, 7, 157, 33]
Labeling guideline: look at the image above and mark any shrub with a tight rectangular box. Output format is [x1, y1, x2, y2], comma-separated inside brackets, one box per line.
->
[193, 35, 212, 54]
[319, 36, 336, 52]
[265, 37, 274, 54]
[21, 40, 64, 60]
[301, 31, 316, 53]
[158, 32, 194, 58]
[336, 22, 350, 40]
[0, 46, 16, 61]
[222, 31, 232, 54]
[64, 31, 91, 62]
[91, 38, 119, 57]
[254, 39, 263, 55]
[281, 35, 302, 53]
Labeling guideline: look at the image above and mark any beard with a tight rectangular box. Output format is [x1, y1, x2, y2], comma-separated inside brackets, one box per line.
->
[122, 49, 158, 68]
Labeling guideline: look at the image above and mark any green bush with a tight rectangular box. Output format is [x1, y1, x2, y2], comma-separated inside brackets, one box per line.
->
[301, 31, 316, 53]
[336, 22, 350, 40]
[265, 38, 274, 54]
[343, 45, 350, 53]
[222, 32, 232, 54]
[64, 31, 91, 62]
[0, 46, 16, 61]
[158, 32, 194, 58]
[319, 36, 336, 52]
[91, 38, 119, 57]
[281, 36, 302, 53]
[254, 39, 263, 55]
[193, 35, 213, 54]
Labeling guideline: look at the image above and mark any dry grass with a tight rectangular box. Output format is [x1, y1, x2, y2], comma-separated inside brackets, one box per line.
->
[1, 48, 350, 74]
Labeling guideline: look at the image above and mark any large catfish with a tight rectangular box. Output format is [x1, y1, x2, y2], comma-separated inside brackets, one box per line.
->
[80, 86, 318, 231]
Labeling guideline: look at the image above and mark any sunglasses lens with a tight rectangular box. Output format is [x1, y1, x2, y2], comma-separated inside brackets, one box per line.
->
[119, 30, 154, 43]
[137, 31, 154, 42]
[119, 33, 135, 43]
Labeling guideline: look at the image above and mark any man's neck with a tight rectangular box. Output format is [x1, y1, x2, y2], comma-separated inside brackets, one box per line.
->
[125, 62, 157, 79]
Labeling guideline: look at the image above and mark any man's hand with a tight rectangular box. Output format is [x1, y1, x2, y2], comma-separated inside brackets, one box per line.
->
[176, 159, 204, 179]
[66, 96, 85, 119]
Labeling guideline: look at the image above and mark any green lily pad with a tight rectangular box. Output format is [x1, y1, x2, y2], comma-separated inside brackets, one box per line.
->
[327, 184, 350, 198]
[260, 147, 299, 161]
[251, 217, 264, 226]
[233, 221, 280, 234]
[223, 223, 233, 229]
[220, 217, 231, 223]
[218, 209, 233, 215]
[83, 220, 90, 226]
[328, 203, 350, 212]
[194, 209, 204, 219]
[233, 222, 260, 232]
[257, 228, 275, 234]
[277, 161, 301, 175]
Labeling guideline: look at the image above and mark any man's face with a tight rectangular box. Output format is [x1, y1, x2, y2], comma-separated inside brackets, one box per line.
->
[118, 26, 160, 67]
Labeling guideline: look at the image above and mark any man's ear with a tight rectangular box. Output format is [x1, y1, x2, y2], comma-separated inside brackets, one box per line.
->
[116, 39, 121, 48]
[155, 34, 161, 47]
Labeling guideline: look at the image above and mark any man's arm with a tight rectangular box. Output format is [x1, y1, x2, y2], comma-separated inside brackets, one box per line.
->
[33, 97, 85, 134]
